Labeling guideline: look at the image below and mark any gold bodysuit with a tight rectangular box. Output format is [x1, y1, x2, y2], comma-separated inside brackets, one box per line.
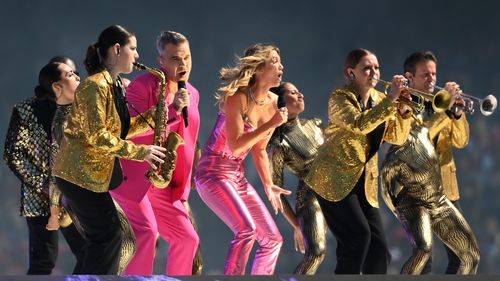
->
[381, 112, 480, 274]
[268, 117, 327, 274]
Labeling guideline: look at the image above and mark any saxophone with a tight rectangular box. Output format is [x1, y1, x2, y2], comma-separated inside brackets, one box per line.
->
[133, 62, 184, 188]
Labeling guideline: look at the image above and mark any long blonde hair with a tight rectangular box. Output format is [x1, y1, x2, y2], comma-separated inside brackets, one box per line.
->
[216, 43, 280, 105]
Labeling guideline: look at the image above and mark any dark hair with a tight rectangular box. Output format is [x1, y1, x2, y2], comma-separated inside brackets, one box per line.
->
[49, 55, 72, 65]
[270, 82, 290, 97]
[403, 51, 437, 75]
[84, 25, 135, 75]
[34, 62, 62, 100]
[344, 48, 374, 71]
[156, 30, 187, 55]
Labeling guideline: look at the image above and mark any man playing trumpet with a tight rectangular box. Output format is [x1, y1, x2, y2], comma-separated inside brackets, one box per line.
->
[381, 51, 480, 274]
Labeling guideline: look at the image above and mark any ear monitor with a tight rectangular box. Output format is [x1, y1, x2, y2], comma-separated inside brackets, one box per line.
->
[117, 47, 121, 55]
[350, 72, 355, 78]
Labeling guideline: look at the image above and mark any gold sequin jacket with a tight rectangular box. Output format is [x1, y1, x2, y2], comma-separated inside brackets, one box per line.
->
[427, 112, 469, 201]
[305, 85, 411, 208]
[52, 70, 153, 193]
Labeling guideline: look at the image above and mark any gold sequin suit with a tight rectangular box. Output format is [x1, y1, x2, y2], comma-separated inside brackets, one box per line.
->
[380, 111, 480, 274]
[49, 104, 137, 275]
[305, 85, 411, 207]
[267, 117, 327, 274]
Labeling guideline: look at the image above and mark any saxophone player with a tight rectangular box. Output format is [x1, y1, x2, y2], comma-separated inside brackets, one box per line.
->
[51, 25, 166, 274]
[111, 30, 201, 275]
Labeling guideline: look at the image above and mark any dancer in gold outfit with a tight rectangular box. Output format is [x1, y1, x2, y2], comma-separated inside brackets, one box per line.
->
[380, 51, 480, 274]
[268, 82, 327, 274]
[305, 48, 412, 274]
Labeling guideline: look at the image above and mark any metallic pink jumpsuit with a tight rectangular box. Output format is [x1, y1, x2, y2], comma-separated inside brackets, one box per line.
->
[195, 112, 283, 275]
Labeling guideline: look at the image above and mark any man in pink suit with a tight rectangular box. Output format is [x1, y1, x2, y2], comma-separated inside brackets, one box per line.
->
[111, 30, 200, 275]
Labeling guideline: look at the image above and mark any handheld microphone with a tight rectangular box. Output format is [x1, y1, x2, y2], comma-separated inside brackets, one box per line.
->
[277, 90, 286, 142]
[178, 80, 188, 128]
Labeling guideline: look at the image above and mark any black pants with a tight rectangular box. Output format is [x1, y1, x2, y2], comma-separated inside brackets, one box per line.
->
[315, 173, 390, 274]
[26, 216, 58, 274]
[25, 216, 85, 274]
[421, 200, 462, 274]
[56, 177, 123, 274]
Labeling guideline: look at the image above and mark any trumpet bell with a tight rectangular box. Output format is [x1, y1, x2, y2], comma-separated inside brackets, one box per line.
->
[480, 95, 497, 116]
[432, 89, 452, 113]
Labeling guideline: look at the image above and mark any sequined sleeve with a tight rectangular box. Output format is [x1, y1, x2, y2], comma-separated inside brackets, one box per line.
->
[268, 139, 285, 188]
[327, 89, 397, 135]
[48, 141, 62, 207]
[450, 115, 469, 148]
[76, 80, 147, 160]
[3, 106, 45, 191]
[383, 112, 412, 145]
[127, 107, 155, 139]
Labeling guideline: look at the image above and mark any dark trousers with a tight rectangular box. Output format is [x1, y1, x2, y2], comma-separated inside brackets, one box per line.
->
[26, 216, 58, 274]
[315, 173, 390, 274]
[56, 177, 123, 274]
[421, 200, 462, 274]
[26, 216, 86, 275]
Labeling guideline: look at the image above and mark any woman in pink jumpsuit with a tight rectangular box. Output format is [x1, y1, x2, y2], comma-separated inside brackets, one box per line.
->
[195, 43, 291, 275]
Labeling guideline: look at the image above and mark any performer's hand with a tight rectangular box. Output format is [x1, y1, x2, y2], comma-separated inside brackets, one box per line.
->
[46, 215, 60, 231]
[173, 88, 190, 114]
[269, 108, 288, 128]
[264, 184, 292, 215]
[388, 75, 408, 102]
[144, 145, 167, 169]
[294, 226, 305, 254]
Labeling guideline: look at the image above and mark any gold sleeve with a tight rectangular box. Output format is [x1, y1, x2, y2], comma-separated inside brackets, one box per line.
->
[450, 115, 469, 148]
[268, 143, 285, 188]
[127, 107, 155, 139]
[326, 90, 397, 136]
[384, 112, 412, 145]
[424, 112, 451, 141]
[75, 81, 148, 161]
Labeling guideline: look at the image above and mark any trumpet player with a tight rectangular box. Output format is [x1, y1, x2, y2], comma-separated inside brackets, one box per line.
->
[305, 48, 412, 274]
[380, 51, 480, 274]
[110, 30, 200, 275]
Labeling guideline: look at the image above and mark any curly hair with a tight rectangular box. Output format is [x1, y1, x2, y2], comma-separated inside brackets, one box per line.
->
[216, 43, 280, 104]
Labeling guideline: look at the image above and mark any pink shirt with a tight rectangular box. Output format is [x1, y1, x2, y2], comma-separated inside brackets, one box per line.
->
[112, 71, 200, 203]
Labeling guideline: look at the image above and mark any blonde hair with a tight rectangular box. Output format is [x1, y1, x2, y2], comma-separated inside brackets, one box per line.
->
[216, 43, 280, 104]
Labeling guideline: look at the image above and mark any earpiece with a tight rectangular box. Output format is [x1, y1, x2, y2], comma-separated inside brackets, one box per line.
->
[117, 47, 121, 56]
[349, 72, 355, 78]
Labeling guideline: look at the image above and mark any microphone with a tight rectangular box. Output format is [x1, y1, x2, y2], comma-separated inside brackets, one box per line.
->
[277, 90, 286, 142]
[178, 80, 188, 128]
[270, 86, 287, 143]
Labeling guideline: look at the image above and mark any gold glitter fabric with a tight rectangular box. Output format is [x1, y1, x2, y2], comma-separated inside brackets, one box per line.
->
[304, 85, 411, 207]
[381, 112, 479, 274]
[52, 70, 153, 193]
[50, 102, 137, 274]
[268, 117, 328, 274]
[435, 115, 469, 201]
[4, 97, 56, 217]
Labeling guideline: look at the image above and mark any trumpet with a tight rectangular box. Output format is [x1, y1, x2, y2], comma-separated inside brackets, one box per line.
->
[431, 84, 497, 116]
[371, 78, 452, 114]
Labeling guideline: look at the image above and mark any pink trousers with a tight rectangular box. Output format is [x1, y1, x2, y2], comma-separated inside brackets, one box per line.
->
[112, 188, 199, 275]
[195, 156, 283, 275]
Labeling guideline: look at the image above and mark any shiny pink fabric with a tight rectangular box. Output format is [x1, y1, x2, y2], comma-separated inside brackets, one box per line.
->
[195, 113, 283, 275]
[111, 72, 199, 275]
